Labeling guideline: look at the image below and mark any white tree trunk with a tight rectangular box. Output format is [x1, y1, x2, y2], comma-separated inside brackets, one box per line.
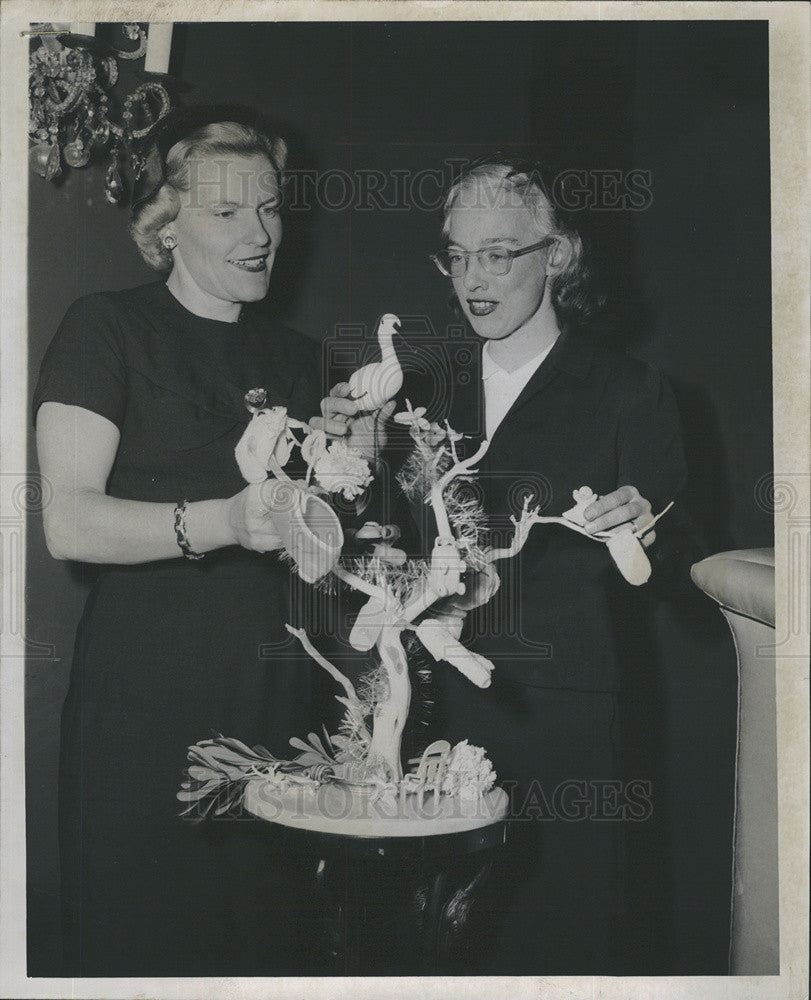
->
[366, 625, 411, 781]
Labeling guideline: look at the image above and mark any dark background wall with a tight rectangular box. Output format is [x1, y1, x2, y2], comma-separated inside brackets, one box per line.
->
[26, 20, 772, 974]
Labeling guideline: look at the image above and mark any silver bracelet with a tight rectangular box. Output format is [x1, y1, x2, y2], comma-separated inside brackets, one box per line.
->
[173, 499, 205, 560]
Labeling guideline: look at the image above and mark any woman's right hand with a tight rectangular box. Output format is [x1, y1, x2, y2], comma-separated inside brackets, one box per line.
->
[226, 482, 285, 553]
[310, 383, 395, 461]
[37, 402, 284, 564]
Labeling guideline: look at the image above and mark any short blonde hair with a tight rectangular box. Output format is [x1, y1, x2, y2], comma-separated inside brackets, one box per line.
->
[129, 120, 287, 272]
[442, 160, 601, 333]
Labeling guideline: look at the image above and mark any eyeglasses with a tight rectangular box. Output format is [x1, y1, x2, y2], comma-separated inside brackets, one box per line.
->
[430, 237, 556, 278]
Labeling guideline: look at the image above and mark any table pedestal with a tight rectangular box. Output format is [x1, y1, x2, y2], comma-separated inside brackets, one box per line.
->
[257, 822, 507, 975]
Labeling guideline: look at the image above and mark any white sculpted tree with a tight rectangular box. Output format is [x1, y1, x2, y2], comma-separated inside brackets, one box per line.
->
[179, 314, 671, 806]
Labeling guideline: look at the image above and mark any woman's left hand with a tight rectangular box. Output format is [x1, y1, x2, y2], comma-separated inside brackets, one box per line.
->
[583, 485, 657, 548]
[226, 482, 286, 553]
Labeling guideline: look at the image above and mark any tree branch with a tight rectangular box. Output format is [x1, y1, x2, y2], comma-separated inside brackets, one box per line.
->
[331, 564, 391, 602]
[483, 498, 574, 563]
[429, 439, 490, 540]
[284, 624, 359, 703]
[400, 579, 440, 625]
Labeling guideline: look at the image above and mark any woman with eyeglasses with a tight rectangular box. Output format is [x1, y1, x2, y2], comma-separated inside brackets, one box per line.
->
[33, 106, 324, 976]
[319, 157, 698, 973]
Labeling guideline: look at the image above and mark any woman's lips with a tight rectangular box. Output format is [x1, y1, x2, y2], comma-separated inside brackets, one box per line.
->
[228, 255, 268, 272]
[467, 299, 497, 316]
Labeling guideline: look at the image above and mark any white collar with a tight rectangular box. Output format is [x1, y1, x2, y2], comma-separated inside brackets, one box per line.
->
[482, 339, 553, 381]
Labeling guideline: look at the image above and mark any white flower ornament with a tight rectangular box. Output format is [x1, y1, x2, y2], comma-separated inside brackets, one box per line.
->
[235, 406, 291, 483]
[562, 486, 598, 527]
[394, 401, 431, 433]
[300, 428, 329, 476]
[312, 440, 373, 500]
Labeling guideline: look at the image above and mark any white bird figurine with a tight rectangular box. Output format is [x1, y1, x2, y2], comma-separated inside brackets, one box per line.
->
[348, 313, 403, 412]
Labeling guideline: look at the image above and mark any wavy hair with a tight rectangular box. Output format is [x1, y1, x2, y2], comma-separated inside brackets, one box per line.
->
[441, 158, 603, 333]
[129, 121, 288, 272]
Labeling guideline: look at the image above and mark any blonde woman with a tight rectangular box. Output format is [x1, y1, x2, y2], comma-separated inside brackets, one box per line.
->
[320, 156, 698, 973]
[35, 106, 322, 975]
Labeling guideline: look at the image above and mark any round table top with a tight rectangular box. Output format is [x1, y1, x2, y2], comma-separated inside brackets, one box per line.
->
[252, 817, 508, 860]
[243, 778, 509, 860]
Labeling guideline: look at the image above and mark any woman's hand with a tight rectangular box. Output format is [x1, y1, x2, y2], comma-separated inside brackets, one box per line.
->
[583, 485, 657, 548]
[309, 383, 395, 461]
[225, 482, 285, 553]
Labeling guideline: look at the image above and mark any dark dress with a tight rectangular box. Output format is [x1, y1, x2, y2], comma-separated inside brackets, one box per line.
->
[408, 330, 700, 974]
[33, 281, 326, 976]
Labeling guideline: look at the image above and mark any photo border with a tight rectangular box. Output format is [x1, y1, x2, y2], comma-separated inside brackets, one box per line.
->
[2, 3, 808, 998]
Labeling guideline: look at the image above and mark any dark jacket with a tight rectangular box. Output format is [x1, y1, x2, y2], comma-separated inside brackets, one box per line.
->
[427, 330, 698, 693]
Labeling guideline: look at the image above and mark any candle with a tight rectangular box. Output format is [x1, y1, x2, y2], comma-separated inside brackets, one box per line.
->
[144, 23, 174, 75]
[70, 22, 96, 36]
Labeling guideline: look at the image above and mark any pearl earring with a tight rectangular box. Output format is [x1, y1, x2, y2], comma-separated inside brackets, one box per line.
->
[162, 234, 177, 250]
